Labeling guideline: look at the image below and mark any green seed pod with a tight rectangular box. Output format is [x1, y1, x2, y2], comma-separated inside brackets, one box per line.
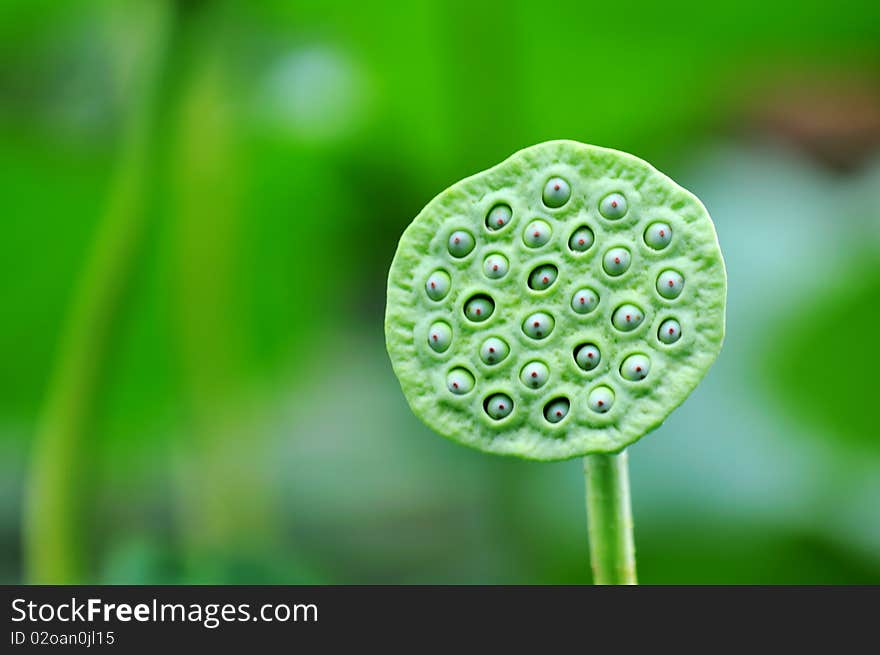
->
[486, 204, 513, 231]
[425, 269, 451, 301]
[575, 343, 601, 371]
[603, 247, 631, 276]
[386, 140, 726, 460]
[620, 353, 651, 381]
[528, 264, 558, 291]
[448, 230, 475, 258]
[520, 361, 549, 389]
[571, 288, 600, 315]
[447, 367, 475, 395]
[599, 192, 627, 220]
[544, 397, 570, 423]
[542, 177, 571, 208]
[480, 337, 510, 365]
[657, 269, 684, 299]
[568, 226, 595, 253]
[483, 253, 509, 279]
[523, 220, 552, 248]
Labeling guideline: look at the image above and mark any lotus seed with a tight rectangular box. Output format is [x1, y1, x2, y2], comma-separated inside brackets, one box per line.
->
[575, 343, 601, 371]
[612, 303, 645, 332]
[620, 354, 651, 381]
[522, 312, 555, 340]
[644, 222, 672, 250]
[446, 367, 475, 395]
[568, 226, 595, 253]
[602, 247, 631, 276]
[523, 220, 552, 248]
[544, 398, 570, 424]
[528, 264, 558, 291]
[657, 269, 684, 299]
[485, 393, 513, 420]
[427, 321, 452, 353]
[588, 386, 615, 413]
[448, 230, 475, 258]
[571, 288, 600, 315]
[520, 361, 549, 389]
[542, 177, 571, 208]
[658, 318, 682, 344]
[425, 269, 451, 301]
[483, 253, 509, 279]
[486, 204, 512, 231]
[599, 192, 627, 220]
[480, 337, 510, 365]
[464, 294, 495, 322]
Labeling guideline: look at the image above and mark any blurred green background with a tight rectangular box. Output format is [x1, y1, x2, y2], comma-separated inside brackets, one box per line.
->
[2, 0, 880, 584]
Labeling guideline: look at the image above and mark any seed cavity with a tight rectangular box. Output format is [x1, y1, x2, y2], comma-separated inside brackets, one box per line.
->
[658, 318, 682, 344]
[542, 177, 571, 208]
[522, 312, 555, 340]
[544, 397, 570, 424]
[520, 361, 549, 389]
[657, 269, 684, 299]
[574, 343, 601, 371]
[427, 321, 452, 353]
[523, 220, 552, 248]
[568, 226, 595, 253]
[620, 353, 651, 381]
[484, 393, 513, 420]
[528, 264, 558, 291]
[480, 336, 510, 365]
[464, 294, 495, 322]
[425, 269, 451, 301]
[644, 222, 672, 250]
[448, 229, 475, 258]
[486, 204, 513, 231]
[446, 367, 475, 395]
[571, 288, 599, 315]
[483, 253, 509, 279]
[599, 192, 627, 220]
[588, 386, 615, 413]
[611, 303, 645, 332]
[602, 247, 632, 276]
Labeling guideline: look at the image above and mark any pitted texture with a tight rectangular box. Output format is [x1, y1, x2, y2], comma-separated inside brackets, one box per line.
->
[385, 140, 726, 461]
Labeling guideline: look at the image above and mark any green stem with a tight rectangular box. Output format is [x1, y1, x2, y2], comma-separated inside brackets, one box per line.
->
[584, 450, 637, 585]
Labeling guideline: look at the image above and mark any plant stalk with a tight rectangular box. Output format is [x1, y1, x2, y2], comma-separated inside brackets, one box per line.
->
[584, 450, 637, 585]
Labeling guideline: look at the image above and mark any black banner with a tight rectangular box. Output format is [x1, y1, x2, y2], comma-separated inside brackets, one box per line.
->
[2, 586, 877, 650]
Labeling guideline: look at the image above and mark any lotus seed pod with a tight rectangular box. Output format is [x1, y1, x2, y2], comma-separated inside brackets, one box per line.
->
[599, 192, 627, 219]
[571, 288, 600, 315]
[611, 303, 645, 332]
[523, 220, 552, 248]
[483, 253, 509, 279]
[588, 386, 615, 413]
[464, 294, 494, 322]
[427, 321, 452, 353]
[575, 343, 601, 371]
[528, 264, 558, 291]
[603, 247, 631, 276]
[544, 398, 570, 423]
[658, 318, 682, 344]
[386, 140, 726, 460]
[568, 226, 595, 253]
[447, 367, 475, 395]
[657, 269, 684, 300]
[644, 222, 672, 250]
[480, 337, 510, 365]
[620, 354, 651, 381]
[485, 393, 513, 420]
[486, 204, 513, 231]
[542, 177, 571, 208]
[448, 230, 475, 258]
[522, 312, 555, 340]
[425, 269, 451, 301]
[520, 361, 549, 389]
